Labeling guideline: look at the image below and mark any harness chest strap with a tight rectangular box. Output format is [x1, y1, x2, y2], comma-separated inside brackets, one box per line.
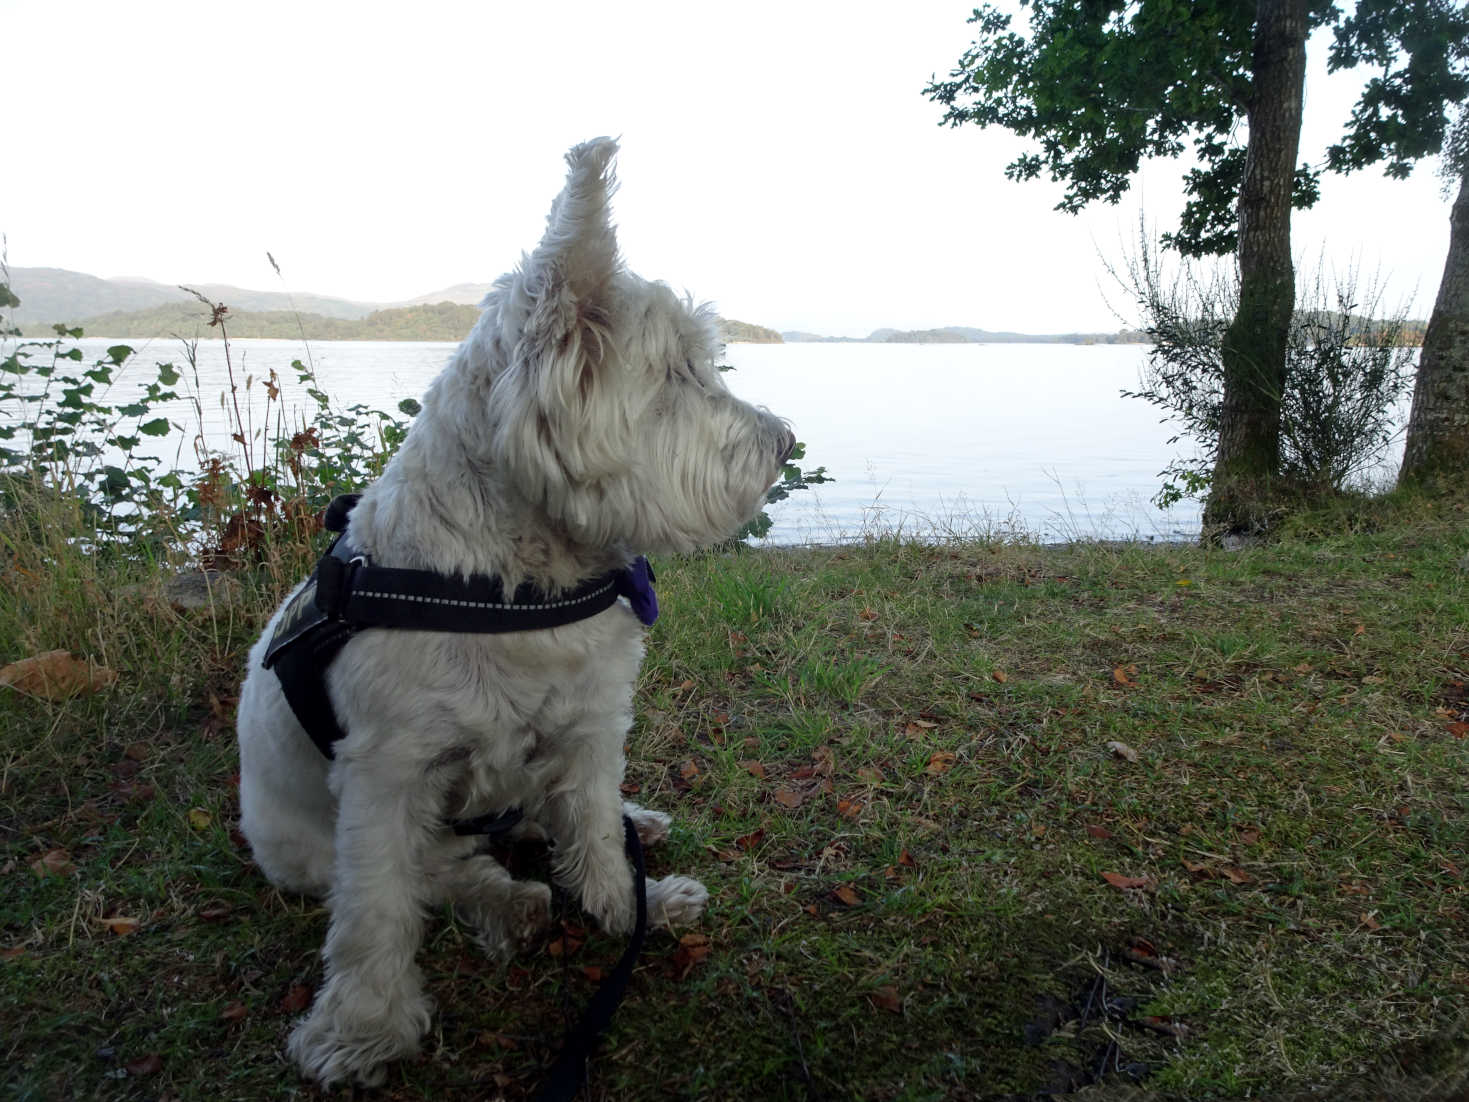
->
[261, 495, 657, 759]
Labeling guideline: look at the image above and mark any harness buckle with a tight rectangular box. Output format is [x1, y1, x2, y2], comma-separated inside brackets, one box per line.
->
[314, 545, 364, 621]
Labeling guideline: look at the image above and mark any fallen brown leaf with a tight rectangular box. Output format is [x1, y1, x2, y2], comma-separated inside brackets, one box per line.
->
[31, 849, 75, 877]
[0, 650, 118, 699]
[124, 1053, 162, 1077]
[670, 935, 711, 978]
[1136, 1015, 1190, 1038]
[547, 933, 584, 958]
[991, 670, 1010, 683]
[220, 1001, 247, 1022]
[735, 828, 766, 851]
[110, 781, 155, 803]
[1101, 871, 1155, 891]
[739, 760, 767, 779]
[1085, 824, 1113, 840]
[100, 916, 140, 936]
[867, 985, 901, 1013]
[1112, 664, 1139, 687]
[279, 984, 312, 1013]
[832, 884, 860, 906]
[772, 787, 805, 810]
[1122, 940, 1181, 974]
[925, 751, 957, 775]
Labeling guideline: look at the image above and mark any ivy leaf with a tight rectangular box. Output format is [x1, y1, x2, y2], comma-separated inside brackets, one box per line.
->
[140, 418, 171, 437]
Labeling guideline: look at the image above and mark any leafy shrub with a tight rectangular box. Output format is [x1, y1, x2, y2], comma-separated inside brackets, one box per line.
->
[0, 280, 416, 564]
[1119, 244, 1414, 508]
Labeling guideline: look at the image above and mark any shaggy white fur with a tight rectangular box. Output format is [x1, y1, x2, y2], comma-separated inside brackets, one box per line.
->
[236, 138, 793, 1088]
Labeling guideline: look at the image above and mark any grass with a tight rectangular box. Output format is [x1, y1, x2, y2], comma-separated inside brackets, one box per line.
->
[3, 489, 1468, 1100]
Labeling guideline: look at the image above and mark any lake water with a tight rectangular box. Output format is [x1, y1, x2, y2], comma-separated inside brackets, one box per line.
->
[9, 335, 1407, 544]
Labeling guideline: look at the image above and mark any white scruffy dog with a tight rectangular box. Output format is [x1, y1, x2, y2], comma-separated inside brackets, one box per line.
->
[236, 137, 793, 1088]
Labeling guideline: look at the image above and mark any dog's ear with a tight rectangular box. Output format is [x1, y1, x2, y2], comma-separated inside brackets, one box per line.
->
[528, 138, 620, 303]
[490, 140, 627, 500]
[508, 137, 622, 413]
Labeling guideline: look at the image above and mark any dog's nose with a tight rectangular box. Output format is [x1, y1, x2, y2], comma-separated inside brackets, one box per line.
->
[778, 428, 797, 465]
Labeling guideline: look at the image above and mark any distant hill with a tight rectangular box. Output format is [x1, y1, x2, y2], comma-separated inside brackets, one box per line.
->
[717, 319, 782, 343]
[21, 301, 484, 342]
[18, 298, 783, 345]
[785, 325, 1148, 345]
[5, 267, 786, 343]
[398, 282, 493, 306]
[5, 267, 376, 325]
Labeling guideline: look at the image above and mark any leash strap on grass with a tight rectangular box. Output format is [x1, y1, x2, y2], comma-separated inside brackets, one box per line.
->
[535, 814, 648, 1102]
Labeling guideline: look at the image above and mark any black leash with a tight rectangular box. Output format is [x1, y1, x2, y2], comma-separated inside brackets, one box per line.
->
[534, 814, 648, 1102]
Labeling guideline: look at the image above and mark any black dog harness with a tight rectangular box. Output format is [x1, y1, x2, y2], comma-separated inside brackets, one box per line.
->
[262, 494, 658, 759]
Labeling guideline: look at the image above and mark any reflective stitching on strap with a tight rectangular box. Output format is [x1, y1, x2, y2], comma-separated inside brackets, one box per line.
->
[352, 579, 617, 612]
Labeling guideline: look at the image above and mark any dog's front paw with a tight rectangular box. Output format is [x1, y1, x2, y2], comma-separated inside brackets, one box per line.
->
[623, 804, 672, 847]
[467, 880, 553, 959]
[509, 880, 553, 950]
[287, 985, 431, 1088]
[580, 862, 637, 936]
[647, 875, 708, 928]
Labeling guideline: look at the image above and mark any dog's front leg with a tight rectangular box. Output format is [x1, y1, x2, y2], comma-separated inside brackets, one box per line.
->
[287, 757, 440, 1088]
[547, 741, 708, 935]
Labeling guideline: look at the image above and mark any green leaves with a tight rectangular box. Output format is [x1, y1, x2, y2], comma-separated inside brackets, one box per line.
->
[1326, 0, 1469, 177]
[140, 418, 171, 437]
[928, 0, 1457, 253]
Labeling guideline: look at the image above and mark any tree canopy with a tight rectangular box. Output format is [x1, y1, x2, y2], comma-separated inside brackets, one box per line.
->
[925, 0, 1469, 257]
[925, 0, 1336, 257]
[1326, 0, 1469, 177]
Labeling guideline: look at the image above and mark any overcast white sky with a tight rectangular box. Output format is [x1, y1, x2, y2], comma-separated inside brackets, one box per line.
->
[4, 0, 1455, 337]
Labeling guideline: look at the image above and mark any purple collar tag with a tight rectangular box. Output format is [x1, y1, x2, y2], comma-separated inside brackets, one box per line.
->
[616, 556, 658, 626]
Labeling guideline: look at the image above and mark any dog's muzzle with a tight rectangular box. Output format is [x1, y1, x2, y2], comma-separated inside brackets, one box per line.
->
[778, 428, 798, 465]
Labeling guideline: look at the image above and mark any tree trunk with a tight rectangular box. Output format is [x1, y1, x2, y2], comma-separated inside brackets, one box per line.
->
[1398, 167, 1469, 487]
[1203, 0, 1309, 537]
